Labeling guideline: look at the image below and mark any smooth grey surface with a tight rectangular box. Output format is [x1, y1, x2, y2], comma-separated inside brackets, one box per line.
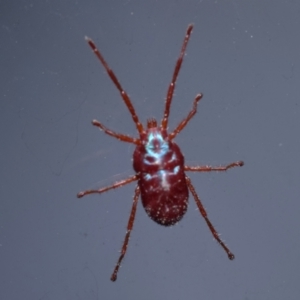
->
[1, 1, 300, 299]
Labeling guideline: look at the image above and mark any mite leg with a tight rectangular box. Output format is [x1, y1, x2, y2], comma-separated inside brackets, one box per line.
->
[92, 120, 140, 145]
[77, 175, 138, 198]
[85, 36, 144, 135]
[168, 93, 203, 140]
[111, 185, 140, 281]
[185, 161, 244, 172]
[161, 24, 194, 130]
[185, 175, 235, 260]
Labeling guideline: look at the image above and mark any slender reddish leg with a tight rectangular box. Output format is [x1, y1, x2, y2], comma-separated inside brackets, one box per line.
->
[168, 93, 203, 140]
[85, 37, 144, 136]
[185, 161, 244, 172]
[161, 24, 194, 130]
[111, 185, 140, 281]
[185, 176, 235, 260]
[77, 175, 138, 198]
[92, 120, 140, 145]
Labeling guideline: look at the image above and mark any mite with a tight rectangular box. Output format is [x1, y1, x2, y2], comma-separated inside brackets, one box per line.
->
[78, 24, 244, 281]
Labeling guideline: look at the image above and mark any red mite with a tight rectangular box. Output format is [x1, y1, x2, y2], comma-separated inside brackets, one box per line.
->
[78, 24, 244, 281]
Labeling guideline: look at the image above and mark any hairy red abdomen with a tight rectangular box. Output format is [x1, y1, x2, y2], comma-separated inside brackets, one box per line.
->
[133, 129, 188, 226]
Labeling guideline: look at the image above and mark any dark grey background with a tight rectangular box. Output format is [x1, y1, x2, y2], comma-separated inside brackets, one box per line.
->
[1, 1, 299, 299]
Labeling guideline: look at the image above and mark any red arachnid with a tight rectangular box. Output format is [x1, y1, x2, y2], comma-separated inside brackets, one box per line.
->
[78, 24, 244, 281]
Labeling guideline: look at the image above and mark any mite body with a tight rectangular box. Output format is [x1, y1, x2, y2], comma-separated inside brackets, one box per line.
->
[133, 127, 188, 226]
